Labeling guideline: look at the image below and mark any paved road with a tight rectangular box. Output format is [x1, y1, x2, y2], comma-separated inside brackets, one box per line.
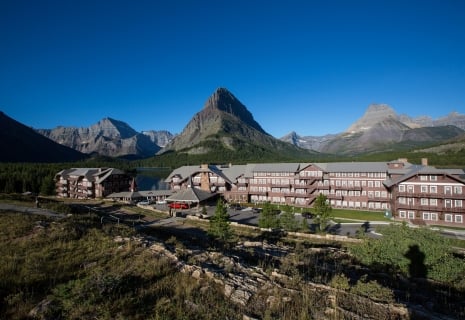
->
[3, 202, 464, 240]
[0, 203, 66, 219]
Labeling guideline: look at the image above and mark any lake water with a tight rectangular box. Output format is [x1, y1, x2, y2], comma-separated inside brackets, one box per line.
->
[135, 168, 170, 191]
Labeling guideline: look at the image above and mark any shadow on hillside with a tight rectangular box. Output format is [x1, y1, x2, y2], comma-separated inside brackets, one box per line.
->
[337, 245, 465, 319]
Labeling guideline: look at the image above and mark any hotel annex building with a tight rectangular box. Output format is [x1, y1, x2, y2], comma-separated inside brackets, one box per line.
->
[165, 159, 465, 227]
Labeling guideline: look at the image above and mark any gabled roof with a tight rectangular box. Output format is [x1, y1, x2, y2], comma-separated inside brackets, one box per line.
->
[166, 187, 216, 203]
[138, 190, 173, 197]
[164, 164, 233, 184]
[314, 162, 392, 173]
[384, 165, 465, 188]
[251, 162, 302, 173]
[95, 168, 126, 183]
[221, 164, 248, 182]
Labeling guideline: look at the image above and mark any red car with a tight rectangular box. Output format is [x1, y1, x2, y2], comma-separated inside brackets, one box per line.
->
[168, 202, 189, 209]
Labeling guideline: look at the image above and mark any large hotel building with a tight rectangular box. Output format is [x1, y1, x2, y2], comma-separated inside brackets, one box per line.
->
[165, 159, 465, 227]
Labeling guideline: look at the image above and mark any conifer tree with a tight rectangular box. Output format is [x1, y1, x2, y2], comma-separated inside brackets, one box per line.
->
[208, 199, 232, 242]
[313, 193, 332, 232]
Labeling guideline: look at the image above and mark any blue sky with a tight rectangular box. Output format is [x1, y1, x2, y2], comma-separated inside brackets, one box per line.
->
[1, 0, 464, 137]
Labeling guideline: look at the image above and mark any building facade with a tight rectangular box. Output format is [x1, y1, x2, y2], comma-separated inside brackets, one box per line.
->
[55, 168, 131, 199]
[165, 159, 465, 227]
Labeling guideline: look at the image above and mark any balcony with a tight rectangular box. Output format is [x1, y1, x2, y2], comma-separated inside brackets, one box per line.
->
[292, 193, 308, 198]
[250, 191, 268, 196]
[396, 191, 464, 199]
[334, 185, 362, 191]
[298, 176, 321, 181]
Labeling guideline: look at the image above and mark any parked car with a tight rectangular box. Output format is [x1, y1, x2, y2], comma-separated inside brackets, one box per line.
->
[156, 200, 167, 205]
[137, 201, 150, 205]
[168, 202, 189, 209]
[302, 211, 314, 219]
[252, 207, 262, 213]
[229, 203, 243, 210]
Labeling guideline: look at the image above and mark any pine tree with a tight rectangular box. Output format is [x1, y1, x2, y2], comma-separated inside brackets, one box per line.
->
[208, 199, 232, 242]
[313, 193, 332, 232]
[258, 202, 280, 229]
[280, 204, 298, 231]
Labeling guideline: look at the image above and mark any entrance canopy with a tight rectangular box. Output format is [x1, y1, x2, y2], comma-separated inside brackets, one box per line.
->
[166, 187, 216, 204]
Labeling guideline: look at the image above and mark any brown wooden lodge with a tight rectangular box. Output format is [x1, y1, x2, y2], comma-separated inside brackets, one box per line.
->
[165, 159, 465, 227]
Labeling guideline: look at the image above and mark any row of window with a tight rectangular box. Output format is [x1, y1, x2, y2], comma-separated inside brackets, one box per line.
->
[399, 210, 463, 223]
[332, 180, 383, 188]
[419, 175, 438, 181]
[399, 197, 463, 207]
[399, 184, 462, 194]
[254, 172, 293, 177]
[330, 200, 389, 210]
[331, 172, 387, 178]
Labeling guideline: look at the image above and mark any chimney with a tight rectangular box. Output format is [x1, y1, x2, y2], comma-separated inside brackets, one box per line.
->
[130, 178, 137, 192]
[421, 158, 428, 166]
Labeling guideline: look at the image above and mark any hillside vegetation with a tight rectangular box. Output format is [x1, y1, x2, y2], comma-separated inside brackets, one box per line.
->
[1, 201, 465, 319]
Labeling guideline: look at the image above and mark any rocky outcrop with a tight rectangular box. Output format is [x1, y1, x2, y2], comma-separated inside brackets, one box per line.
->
[142, 130, 174, 148]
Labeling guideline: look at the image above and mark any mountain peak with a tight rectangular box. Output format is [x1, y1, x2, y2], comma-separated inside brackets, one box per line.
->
[202, 88, 266, 133]
[346, 103, 399, 133]
[92, 117, 138, 139]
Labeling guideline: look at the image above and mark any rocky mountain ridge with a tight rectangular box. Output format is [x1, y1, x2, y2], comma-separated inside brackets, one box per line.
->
[4, 92, 465, 161]
[142, 130, 174, 148]
[37, 118, 164, 159]
[159, 87, 310, 158]
[0, 111, 87, 162]
[283, 104, 465, 154]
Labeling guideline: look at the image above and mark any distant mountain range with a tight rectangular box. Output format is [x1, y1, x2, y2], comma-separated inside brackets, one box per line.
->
[37, 118, 172, 159]
[1, 90, 464, 162]
[281, 104, 465, 154]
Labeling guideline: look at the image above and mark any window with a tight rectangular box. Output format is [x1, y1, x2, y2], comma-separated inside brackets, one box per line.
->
[399, 185, 405, 192]
[456, 215, 463, 223]
[408, 211, 415, 219]
[375, 181, 381, 187]
[455, 200, 462, 207]
[444, 186, 452, 195]
[421, 198, 428, 205]
[423, 212, 438, 221]
[420, 175, 427, 181]
[407, 185, 414, 193]
[399, 210, 406, 218]
[430, 175, 437, 181]
[421, 185, 428, 193]
[445, 199, 452, 208]
[445, 214, 453, 222]
[430, 199, 437, 206]
[454, 186, 463, 194]
[430, 186, 437, 193]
